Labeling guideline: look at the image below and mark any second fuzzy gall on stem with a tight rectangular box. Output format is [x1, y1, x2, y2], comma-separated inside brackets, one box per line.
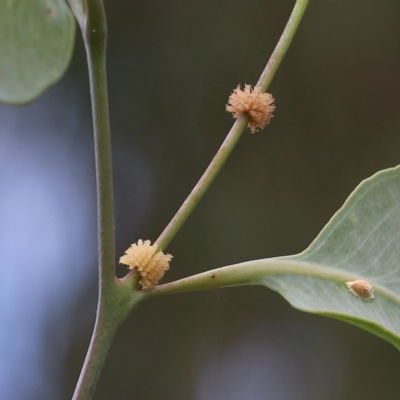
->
[120, 240, 173, 289]
[226, 84, 275, 133]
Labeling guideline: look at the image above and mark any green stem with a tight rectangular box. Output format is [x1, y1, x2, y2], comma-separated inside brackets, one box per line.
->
[72, 302, 119, 400]
[155, 0, 309, 251]
[84, 0, 115, 284]
[257, 0, 309, 92]
[145, 258, 330, 299]
[72, 281, 145, 400]
[145, 258, 360, 299]
[156, 115, 248, 249]
[72, 1, 118, 399]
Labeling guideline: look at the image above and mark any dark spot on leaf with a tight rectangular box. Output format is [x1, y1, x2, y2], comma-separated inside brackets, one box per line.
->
[211, 274, 216, 278]
[45, 4, 55, 19]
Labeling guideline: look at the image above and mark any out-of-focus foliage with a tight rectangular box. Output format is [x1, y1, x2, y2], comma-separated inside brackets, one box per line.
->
[0, 0, 75, 105]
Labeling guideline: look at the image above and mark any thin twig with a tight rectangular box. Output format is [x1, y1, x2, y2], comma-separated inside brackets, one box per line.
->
[155, 0, 310, 251]
[72, 1, 118, 399]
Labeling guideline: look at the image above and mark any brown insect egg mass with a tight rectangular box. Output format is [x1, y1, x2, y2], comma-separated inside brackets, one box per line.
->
[346, 280, 374, 300]
[226, 84, 275, 133]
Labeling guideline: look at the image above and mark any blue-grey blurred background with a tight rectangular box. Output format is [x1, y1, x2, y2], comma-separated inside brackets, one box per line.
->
[1, 0, 400, 399]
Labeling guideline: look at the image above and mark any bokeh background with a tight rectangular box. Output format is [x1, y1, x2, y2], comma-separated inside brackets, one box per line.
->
[1, 0, 400, 399]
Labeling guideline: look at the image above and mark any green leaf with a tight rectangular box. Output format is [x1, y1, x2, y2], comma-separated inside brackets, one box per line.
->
[0, 0, 75, 105]
[259, 165, 400, 349]
[151, 166, 400, 350]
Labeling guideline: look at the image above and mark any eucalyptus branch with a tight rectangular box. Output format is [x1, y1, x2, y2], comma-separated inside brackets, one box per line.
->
[72, 0, 310, 398]
[257, 0, 309, 91]
[155, 0, 310, 251]
[72, 1, 120, 399]
[84, 0, 115, 284]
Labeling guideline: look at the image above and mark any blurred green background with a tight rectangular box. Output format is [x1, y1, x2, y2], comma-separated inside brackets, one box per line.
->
[3, 0, 400, 399]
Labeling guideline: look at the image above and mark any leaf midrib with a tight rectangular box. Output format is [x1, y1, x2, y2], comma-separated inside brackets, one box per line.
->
[252, 258, 400, 306]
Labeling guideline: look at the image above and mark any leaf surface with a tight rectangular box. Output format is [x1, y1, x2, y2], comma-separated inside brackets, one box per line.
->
[256, 166, 400, 349]
[0, 0, 75, 105]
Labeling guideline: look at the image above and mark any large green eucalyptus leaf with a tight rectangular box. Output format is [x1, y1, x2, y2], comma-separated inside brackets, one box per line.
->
[0, 0, 75, 105]
[262, 165, 400, 349]
[151, 166, 400, 349]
